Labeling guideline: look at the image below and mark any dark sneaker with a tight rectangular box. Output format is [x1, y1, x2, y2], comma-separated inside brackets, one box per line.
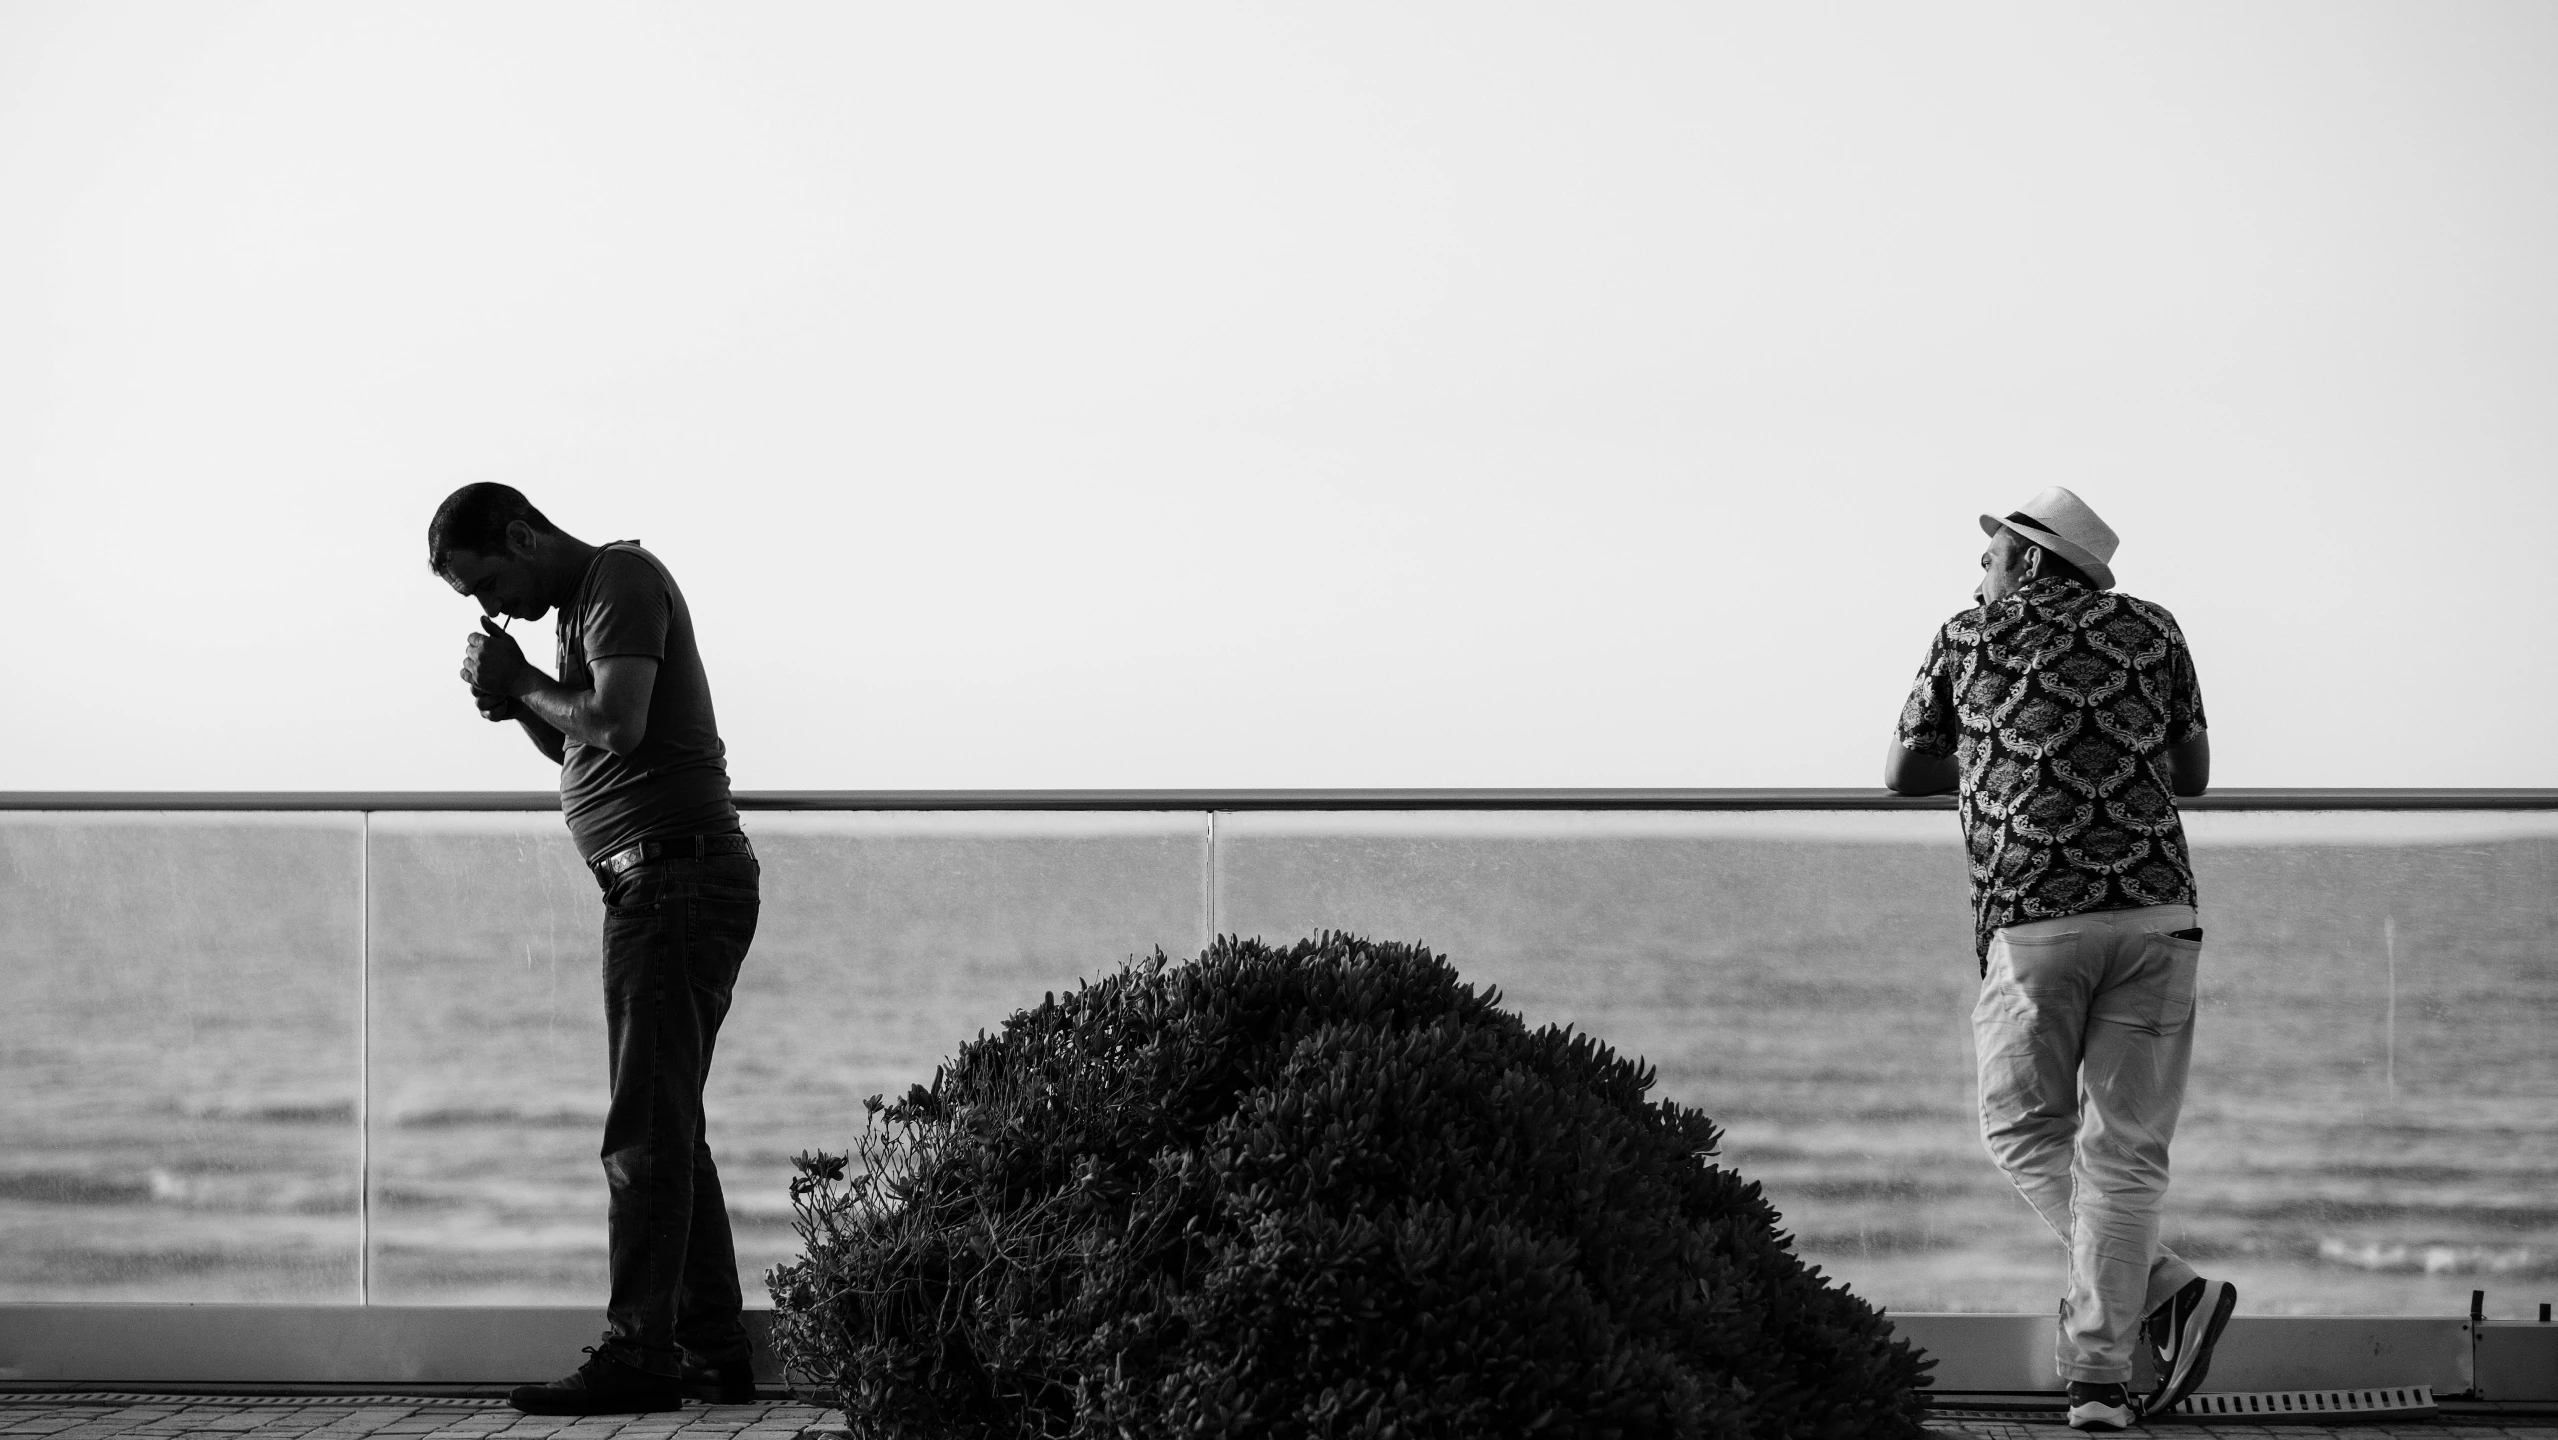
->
[2144, 1275, 2238, 1415]
[509, 1347, 683, 1415]
[2065, 1380, 2139, 1431]
[680, 1351, 759, 1404]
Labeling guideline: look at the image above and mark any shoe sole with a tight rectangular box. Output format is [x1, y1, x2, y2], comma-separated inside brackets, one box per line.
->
[2153, 1279, 2238, 1414]
[2066, 1401, 2137, 1431]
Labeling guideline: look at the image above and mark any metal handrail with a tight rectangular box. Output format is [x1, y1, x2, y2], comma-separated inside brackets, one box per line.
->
[4, 788, 2557, 811]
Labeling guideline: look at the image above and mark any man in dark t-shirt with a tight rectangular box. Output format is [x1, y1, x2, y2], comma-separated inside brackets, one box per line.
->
[431, 483, 759, 1415]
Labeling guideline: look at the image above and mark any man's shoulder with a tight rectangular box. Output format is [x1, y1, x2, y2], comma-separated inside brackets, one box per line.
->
[1934, 604, 1989, 644]
[2100, 589, 2189, 643]
[590, 542, 678, 599]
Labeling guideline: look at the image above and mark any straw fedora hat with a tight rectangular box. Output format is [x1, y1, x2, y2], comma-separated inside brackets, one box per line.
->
[1980, 486, 2118, 590]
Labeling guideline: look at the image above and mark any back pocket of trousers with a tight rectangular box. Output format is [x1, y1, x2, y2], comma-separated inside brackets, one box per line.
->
[2150, 932, 2203, 1032]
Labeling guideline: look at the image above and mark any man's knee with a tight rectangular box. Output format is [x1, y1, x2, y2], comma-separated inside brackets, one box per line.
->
[2077, 1150, 2172, 1199]
[1980, 1109, 2073, 1171]
[602, 1144, 653, 1189]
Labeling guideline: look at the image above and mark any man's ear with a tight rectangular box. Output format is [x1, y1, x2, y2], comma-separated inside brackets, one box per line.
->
[505, 519, 542, 557]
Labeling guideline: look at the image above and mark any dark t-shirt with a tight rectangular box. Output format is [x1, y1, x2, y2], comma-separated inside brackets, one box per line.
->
[554, 542, 739, 862]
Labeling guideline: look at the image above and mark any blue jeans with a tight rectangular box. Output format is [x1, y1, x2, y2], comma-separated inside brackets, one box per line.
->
[1974, 903, 2203, 1384]
[596, 850, 760, 1376]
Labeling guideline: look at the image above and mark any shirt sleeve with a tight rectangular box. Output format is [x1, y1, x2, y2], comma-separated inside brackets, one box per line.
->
[2163, 624, 2207, 746]
[1896, 625, 1958, 757]
[580, 550, 671, 665]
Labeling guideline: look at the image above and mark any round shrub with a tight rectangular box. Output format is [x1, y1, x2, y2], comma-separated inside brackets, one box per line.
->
[767, 934, 1934, 1439]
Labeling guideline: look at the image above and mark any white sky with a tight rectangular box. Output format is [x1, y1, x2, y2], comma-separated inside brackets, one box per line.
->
[4, 2, 2554, 791]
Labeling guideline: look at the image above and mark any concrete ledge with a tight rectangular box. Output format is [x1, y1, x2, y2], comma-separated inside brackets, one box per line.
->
[0, 1307, 780, 1386]
[2479, 1320, 2558, 1402]
[1887, 1313, 2504, 1398]
[2, 1305, 2546, 1400]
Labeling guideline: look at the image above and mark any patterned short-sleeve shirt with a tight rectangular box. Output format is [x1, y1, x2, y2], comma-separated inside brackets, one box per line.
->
[1897, 575, 2208, 969]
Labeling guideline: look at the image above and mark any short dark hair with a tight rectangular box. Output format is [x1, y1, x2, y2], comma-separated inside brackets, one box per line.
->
[427, 483, 560, 576]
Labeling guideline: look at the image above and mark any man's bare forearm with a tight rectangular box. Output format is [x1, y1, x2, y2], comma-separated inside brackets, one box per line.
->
[2161, 730, 2211, 798]
[510, 672, 632, 754]
[1883, 739, 1959, 796]
[513, 706, 567, 763]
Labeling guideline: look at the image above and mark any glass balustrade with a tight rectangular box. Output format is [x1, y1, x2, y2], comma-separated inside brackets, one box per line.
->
[2172, 812, 2558, 1318]
[2, 804, 2550, 1319]
[361, 813, 616, 1304]
[0, 813, 364, 1302]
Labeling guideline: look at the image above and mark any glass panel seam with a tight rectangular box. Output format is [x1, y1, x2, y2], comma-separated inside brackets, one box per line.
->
[358, 810, 371, 1306]
[1204, 810, 1220, 950]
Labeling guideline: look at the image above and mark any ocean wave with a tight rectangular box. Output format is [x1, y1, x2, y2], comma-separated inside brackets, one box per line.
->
[2204, 1197, 2558, 1228]
[0, 1171, 156, 1205]
[1793, 1229, 1963, 1255]
[0, 1168, 356, 1213]
[164, 1100, 359, 1125]
[391, 1107, 605, 1129]
[1780, 1178, 1974, 1203]
[143, 1170, 357, 1214]
[2317, 1238, 2554, 1277]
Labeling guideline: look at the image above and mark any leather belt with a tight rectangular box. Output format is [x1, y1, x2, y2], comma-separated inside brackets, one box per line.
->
[591, 832, 754, 879]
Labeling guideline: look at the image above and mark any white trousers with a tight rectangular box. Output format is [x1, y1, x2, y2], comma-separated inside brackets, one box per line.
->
[1973, 903, 2204, 1383]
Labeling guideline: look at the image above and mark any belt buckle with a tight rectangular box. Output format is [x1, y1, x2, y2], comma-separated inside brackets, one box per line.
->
[597, 834, 746, 878]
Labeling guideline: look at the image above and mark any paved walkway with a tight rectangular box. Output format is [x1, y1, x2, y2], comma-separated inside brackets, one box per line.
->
[1, 1396, 2552, 1439]
[0, 1399, 830, 1440]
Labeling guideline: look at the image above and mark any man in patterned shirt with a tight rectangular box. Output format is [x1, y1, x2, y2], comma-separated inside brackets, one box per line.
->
[1886, 488, 2236, 1432]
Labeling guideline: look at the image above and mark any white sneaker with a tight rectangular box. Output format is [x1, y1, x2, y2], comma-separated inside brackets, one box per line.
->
[2065, 1381, 2139, 1431]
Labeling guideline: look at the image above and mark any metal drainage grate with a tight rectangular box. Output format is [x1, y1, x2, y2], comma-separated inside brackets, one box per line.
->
[2171, 1384, 2437, 1421]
